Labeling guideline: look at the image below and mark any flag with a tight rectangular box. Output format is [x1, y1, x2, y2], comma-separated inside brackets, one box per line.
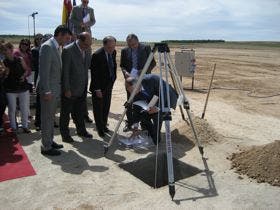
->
[62, 0, 73, 26]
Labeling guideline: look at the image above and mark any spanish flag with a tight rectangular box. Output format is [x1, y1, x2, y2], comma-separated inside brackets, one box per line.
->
[62, 0, 73, 26]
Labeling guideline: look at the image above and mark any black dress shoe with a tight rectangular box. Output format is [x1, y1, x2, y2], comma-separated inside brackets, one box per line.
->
[123, 125, 132, 132]
[41, 148, 61, 156]
[62, 136, 75, 143]
[52, 141, 64, 149]
[97, 130, 105, 137]
[104, 127, 110, 133]
[84, 116, 93, 123]
[77, 132, 93, 138]
[22, 127, 31, 133]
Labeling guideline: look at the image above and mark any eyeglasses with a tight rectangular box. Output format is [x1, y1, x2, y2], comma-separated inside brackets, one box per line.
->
[21, 43, 29, 46]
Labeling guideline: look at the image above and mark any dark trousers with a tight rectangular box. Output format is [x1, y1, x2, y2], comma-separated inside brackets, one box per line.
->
[92, 86, 112, 132]
[81, 90, 89, 118]
[126, 90, 133, 127]
[132, 106, 163, 145]
[0, 89, 6, 128]
[34, 91, 41, 127]
[60, 95, 87, 138]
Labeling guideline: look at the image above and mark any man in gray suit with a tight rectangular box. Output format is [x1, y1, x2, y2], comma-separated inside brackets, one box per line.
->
[60, 32, 93, 142]
[39, 25, 72, 156]
[70, 0, 96, 36]
[120, 34, 156, 131]
[70, 0, 95, 124]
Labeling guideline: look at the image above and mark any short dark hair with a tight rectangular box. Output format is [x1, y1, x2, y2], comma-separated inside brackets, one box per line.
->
[34, 33, 43, 47]
[42, 34, 53, 44]
[54, 25, 72, 37]
[102, 36, 116, 45]
[19, 39, 30, 46]
[77, 33, 91, 42]
[126, 34, 139, 42]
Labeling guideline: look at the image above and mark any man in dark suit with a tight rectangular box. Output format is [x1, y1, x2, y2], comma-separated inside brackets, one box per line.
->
[125, 74, 178, 145]
[120, 34, 156, 131]
[70, 0, 96, 36]
[60, 32, 93, 143]
[89, 36, 117, 137]
[38, 25, 72, 156]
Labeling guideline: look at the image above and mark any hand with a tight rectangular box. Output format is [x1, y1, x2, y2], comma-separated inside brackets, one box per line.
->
[122, 70, 130, 78]
[43, 93, 53, 101]
[64, 90, 72, 98]
[130, 129, 141, 138]
[148, 106, 159, 114]
[124, 71, 130, 78]
[80, 22, 86, 28]
[95, 90, 103, 98]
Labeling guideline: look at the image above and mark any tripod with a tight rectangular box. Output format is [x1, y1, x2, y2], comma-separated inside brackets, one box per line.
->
[104, 43, 204, 200]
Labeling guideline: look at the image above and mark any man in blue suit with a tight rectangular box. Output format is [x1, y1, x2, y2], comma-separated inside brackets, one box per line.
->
[125, 74, 178, 145]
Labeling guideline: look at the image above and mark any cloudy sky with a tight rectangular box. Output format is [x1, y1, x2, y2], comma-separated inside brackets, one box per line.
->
[0, 0, 279, 41]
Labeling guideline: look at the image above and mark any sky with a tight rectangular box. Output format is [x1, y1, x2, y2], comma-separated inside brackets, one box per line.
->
[0, 0, 279, 41]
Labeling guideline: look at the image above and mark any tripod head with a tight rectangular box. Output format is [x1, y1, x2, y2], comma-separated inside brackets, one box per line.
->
[152, 43, 170, 53]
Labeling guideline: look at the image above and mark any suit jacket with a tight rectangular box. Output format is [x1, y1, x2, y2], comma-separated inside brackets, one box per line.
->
[135, 74, 178, 110]
[120, 43, 156, 75]
[70, 5, 96, 35]
[89, 47, 117, 92]
[38, 38, 62, 97]
[61, 42, 91, 97]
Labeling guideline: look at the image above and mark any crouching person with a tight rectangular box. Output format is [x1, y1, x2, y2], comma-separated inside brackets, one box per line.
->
[125, 74, 178, 145]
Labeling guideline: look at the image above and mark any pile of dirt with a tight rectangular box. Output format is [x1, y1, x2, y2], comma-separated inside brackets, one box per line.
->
[230, 140, 280, 186]
[172, 116, 221, 145]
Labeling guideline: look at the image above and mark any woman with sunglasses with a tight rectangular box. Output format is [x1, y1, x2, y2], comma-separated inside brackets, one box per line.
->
[13, 39, 32, 84]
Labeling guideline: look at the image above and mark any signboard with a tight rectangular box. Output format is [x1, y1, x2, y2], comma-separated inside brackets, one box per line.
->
[175, 50, 196, 77]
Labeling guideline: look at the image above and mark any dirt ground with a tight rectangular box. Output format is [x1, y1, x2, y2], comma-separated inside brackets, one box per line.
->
[0, 44, 280, 210]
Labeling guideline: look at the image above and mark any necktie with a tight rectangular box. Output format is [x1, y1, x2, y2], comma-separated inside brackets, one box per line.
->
[108, 54, 115, 81]
[81, 50, 85, 60]
[82, 7, 86, 17]
[132, 49, 138, 70]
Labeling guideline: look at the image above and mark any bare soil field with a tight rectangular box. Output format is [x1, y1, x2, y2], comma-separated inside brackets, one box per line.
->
[0, 43, 280, 210]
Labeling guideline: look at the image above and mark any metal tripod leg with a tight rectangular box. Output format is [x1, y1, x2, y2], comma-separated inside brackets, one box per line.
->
[168, 63, 186, 121]
[166, 53, 204, 156]
[157, 49, 175, 200]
